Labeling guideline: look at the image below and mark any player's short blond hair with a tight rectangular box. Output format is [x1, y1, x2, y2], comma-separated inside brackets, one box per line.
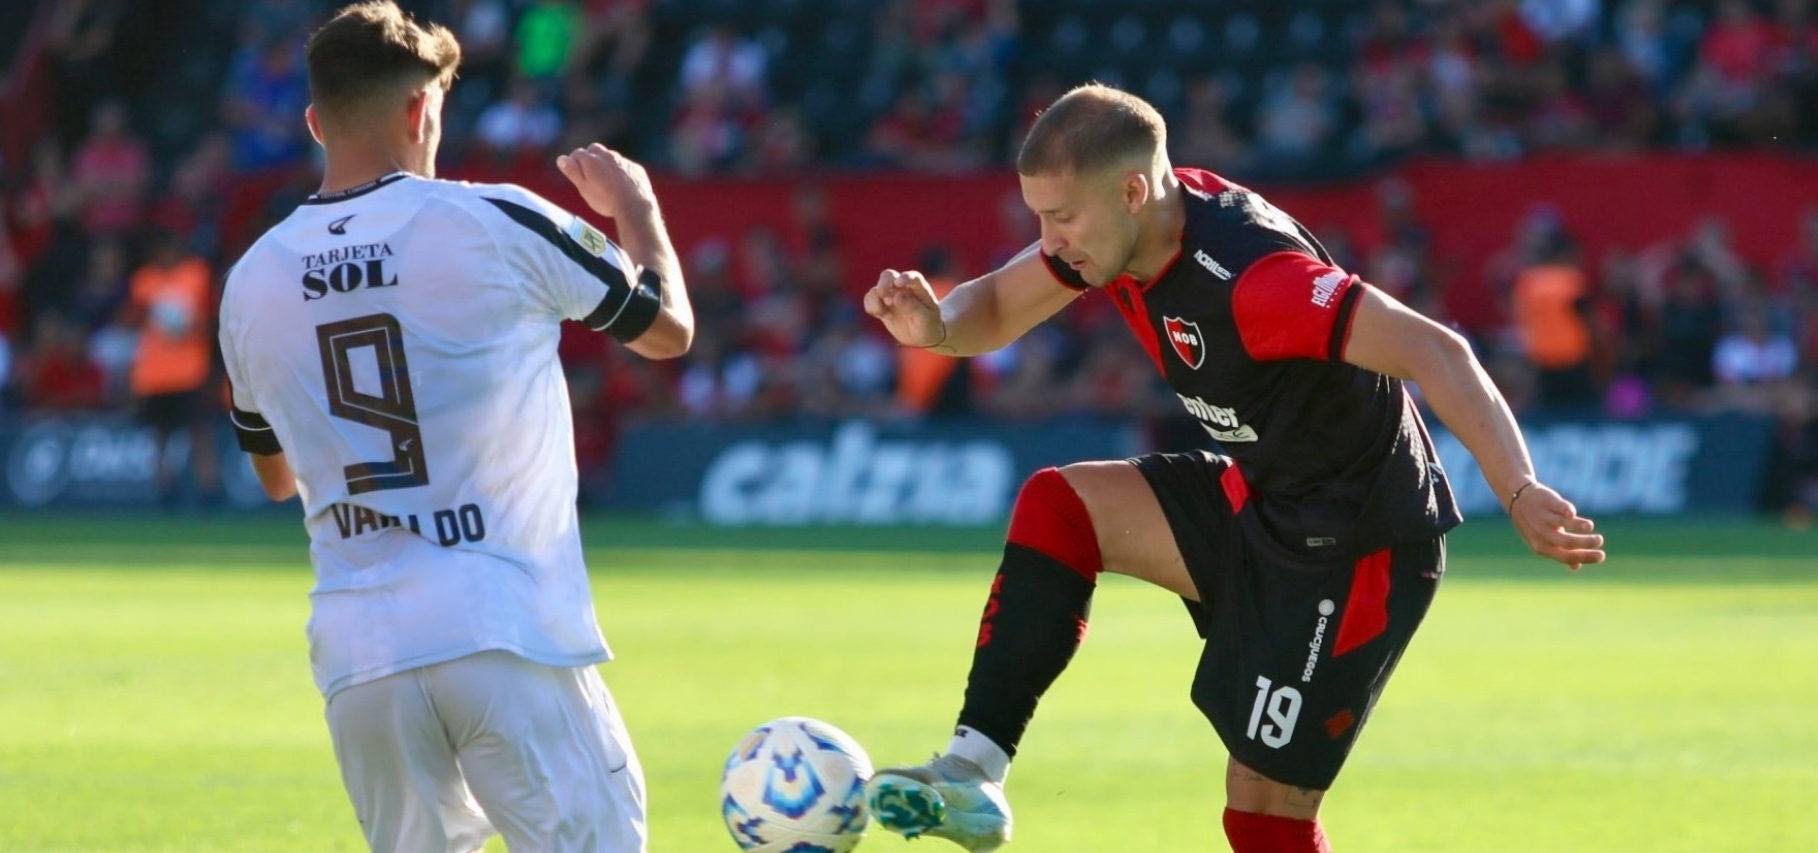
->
[1016, 84, 1167, 178]
[306, 1, 461, 123]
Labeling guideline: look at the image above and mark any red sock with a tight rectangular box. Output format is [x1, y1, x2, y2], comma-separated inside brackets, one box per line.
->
[1223, 808, 1332, 853]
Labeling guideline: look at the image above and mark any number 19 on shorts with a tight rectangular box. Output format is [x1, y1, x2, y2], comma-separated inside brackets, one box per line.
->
[1246, 676, 1303, 749]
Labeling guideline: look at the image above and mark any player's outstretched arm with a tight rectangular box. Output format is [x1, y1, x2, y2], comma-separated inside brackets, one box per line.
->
[250, 452, 297, 502]
[557, 144, 693, 360]
[1341, 286, 1606, 570]
[862, 242, 1078, 357]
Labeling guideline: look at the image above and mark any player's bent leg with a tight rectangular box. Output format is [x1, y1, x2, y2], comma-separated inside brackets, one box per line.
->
[325, 668, 495, 853]
[870, 464, 1099, 850]
[427, 651, 648, 853]
[1209, 537, 1448, 853]
[1056, 460, 1197, 599]
[868, 462, 1192, 851]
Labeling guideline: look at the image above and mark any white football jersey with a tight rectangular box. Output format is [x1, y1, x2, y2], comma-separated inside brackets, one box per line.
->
[220, 172, 643, 697]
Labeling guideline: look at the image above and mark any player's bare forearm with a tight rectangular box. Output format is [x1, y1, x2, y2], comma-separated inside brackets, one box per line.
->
[1345, 287, 1604, 567]
[923, 275, 1014, 357]
[926, 245, 1078, 357]
[1343, 289, 1534, 503]
[249, 452, 297, 502]
[1401, 334, 1536, 504]
[614, 202, 694, 359]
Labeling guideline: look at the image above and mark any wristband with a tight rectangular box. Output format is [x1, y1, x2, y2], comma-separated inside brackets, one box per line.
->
[1508, 481, 1537, 511]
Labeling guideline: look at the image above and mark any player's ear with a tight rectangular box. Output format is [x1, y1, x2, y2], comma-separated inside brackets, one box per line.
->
[305, 105, 324, 147]
[1122, 171, 1149, 213]
[405, 88, 431, 144]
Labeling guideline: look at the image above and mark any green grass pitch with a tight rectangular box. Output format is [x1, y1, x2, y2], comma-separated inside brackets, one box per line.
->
[1, 514, 1814, 852]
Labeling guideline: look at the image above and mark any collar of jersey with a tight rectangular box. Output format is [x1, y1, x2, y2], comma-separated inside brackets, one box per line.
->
[304, 171, 412, 205]
[1117, 242, 1186, 292]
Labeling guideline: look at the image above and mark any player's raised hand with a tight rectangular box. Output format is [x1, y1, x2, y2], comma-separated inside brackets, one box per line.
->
[1507, 482, 1606, 571]
[556, 143, 657, 220]
[863, 269, 946, 348]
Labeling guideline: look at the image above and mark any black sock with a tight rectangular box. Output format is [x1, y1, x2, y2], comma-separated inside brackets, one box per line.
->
[955, 544, 1095, 758]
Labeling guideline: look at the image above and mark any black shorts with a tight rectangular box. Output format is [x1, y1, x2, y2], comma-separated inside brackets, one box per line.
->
[1132, 450, 1445, 791]
[140, 390, 204, 432]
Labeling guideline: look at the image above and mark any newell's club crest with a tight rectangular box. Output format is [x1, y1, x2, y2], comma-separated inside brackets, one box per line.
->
[1163, 316, 1206, 369]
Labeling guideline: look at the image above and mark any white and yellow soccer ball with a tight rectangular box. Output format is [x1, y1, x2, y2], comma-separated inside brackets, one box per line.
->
[720, 717, 873, 852]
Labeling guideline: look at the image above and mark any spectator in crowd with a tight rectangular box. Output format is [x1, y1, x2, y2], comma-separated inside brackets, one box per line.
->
[221, 36, 310, 172]
[44, 0, 126, 145]
[515, 0, 585, 81]
[5, 0, 1818, 521]
[679, 332, 763, 421]
[0, 203, 22, 339]
[1583, 46, 1662, 149]
[579, 0, 653, 85]
[669, 79, 749, 176]
[864, 74, 986, 172]
[451, 0, 514, 87]
[1513, 239, 1601, 410]
[1253, 62, 1339, 179]
[1171, 75, 1255, 179]
[63, 238, 128, 335]
[1712, 301, 1800, 410]
[680, 23, 767, 114]
[148, 133, 233, 262]
[71, 100, 150, 239]
[1651, 257, 1728, 408]
[18, 312, 106, 412]
[126, 229, 218, 507]
[475, 78, 563, 162]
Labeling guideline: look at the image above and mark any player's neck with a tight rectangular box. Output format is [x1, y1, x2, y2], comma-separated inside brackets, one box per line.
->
[1126, 174, 1186, 282]
[318, 146, 427, 196]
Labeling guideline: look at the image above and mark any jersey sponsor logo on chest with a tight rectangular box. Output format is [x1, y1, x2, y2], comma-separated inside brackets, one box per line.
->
[1176, 393, 1259, 443]
[1163, 316, 1207, 370]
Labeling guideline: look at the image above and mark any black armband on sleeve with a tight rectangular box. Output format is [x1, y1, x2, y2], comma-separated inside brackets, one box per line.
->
[230, 407, 283, 456]
[583, 268, 664, 343]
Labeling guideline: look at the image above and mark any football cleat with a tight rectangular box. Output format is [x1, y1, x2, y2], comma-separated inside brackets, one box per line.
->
[865, 753, 1012, 852]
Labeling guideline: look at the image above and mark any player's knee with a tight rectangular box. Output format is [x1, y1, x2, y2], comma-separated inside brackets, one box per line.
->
[1006, 466, 1103, 582]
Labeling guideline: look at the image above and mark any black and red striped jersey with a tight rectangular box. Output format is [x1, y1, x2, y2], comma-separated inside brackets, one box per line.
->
[1043, 168, 1461, 562]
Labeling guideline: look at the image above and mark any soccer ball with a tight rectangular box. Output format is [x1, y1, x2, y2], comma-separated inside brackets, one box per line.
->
[719, 717, 873, 852]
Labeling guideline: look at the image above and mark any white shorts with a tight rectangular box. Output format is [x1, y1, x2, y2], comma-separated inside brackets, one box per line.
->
[325, 651, 647, 853]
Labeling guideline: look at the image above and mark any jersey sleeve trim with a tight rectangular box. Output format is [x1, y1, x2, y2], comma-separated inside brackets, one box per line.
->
[1231, 250, 1361, 362]
[230, 407, 283, 455]
[1039, 252, 1091, 290]
[1328, 283, 1366, 362]
[481, 196, 640, 327]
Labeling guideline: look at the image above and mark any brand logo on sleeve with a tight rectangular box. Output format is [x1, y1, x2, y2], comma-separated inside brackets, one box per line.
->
[1311, 270, 1346, 308]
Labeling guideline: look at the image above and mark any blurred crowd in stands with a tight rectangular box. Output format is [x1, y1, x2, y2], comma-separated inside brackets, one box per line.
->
[0, 0, 1815, 517]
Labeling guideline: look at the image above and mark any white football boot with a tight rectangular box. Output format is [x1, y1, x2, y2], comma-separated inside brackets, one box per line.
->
[866, 753, 1012, 851]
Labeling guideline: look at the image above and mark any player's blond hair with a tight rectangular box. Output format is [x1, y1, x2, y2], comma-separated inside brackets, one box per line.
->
[306, 1, 461, 123]
[1016, 84, 1167, 178]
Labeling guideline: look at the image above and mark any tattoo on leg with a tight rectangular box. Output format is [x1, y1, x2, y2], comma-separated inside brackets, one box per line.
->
[1287, 786, 1325, 809]
[1228, 766, 1269, 783]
